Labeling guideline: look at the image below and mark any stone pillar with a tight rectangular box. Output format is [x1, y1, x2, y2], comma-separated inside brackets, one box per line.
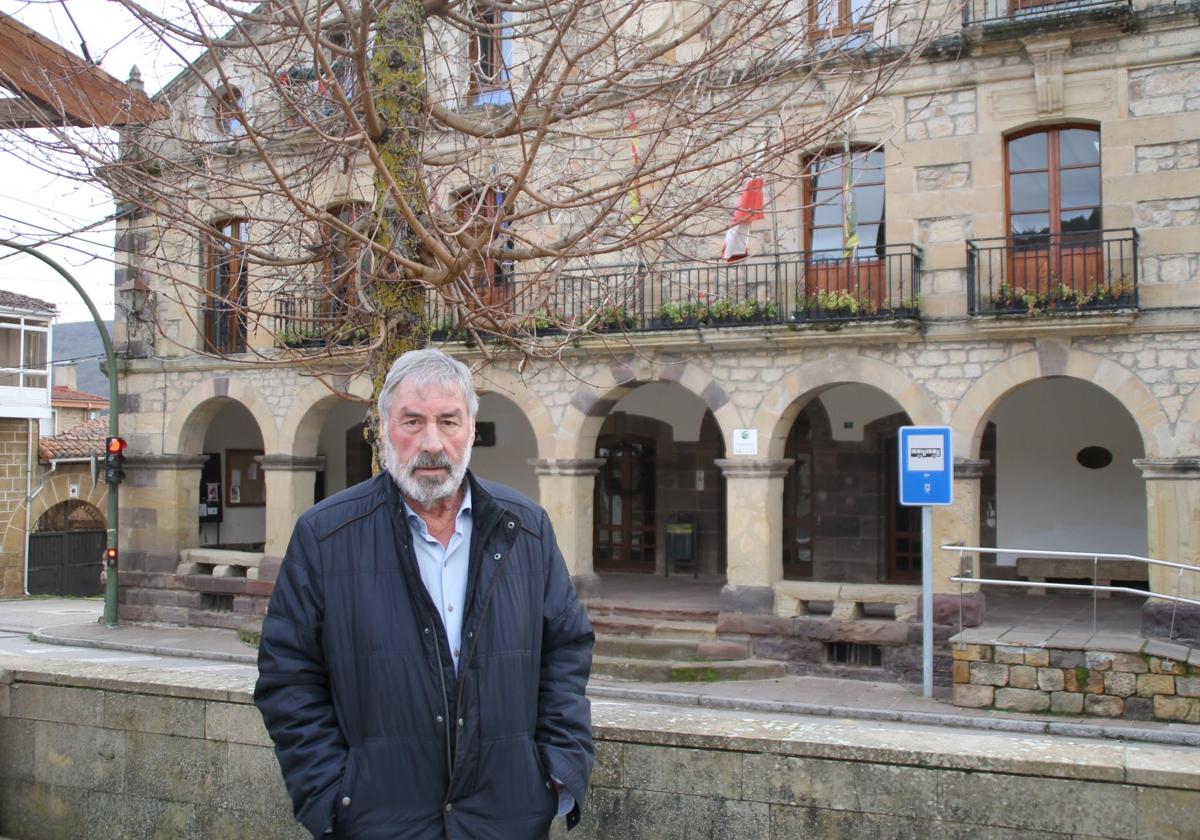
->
[257, 455, 324, 583]
[928, 458, 989, 626]
[715, 458, 793, 615]
[121, 454, 209, 574]
[1134, 457, 1200, 642]
[531, 458, 605, 598]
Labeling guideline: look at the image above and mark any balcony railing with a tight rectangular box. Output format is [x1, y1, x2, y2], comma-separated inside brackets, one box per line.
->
[428, 244, 923, 338]
[967, 228, 1138, 317]
[272, 291, 367, 349]
[964, 0, 1132, 28]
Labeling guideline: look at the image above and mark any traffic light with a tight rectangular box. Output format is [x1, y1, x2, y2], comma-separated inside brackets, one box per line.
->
[104, 436, 127, 486]
[104, 547, 118, 567]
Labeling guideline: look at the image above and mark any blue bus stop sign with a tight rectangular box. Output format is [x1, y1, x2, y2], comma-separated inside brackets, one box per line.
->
[899, 426, 953, 506]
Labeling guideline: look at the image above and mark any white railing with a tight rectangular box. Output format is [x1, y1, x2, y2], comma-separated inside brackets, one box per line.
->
[942, 544, 1200, 639]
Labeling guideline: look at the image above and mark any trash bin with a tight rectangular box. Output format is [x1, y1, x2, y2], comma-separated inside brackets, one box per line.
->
[665, 515, 697, 578]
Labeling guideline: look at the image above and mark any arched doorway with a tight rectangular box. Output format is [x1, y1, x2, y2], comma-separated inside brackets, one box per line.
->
[197, 400, 266, 550]
[28, 500, 105, 596]
[472, 392, 539, 502]
[781, 384, 913, 583]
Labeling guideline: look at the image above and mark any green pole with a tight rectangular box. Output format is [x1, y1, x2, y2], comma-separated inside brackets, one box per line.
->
[1, 238, 120, 627]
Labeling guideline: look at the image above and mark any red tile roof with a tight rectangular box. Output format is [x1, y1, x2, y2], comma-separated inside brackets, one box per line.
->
[51, 385, 109, 407]
[39, 416, 108, 461]
[0, 289, 56, 314]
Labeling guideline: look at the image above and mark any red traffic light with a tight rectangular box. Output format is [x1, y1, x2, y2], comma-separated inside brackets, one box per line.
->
[106, 437, 127, 454]
[104, 547, 118, 566]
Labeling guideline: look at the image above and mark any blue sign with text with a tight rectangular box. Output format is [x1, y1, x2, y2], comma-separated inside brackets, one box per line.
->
[899, 426, 953, 506]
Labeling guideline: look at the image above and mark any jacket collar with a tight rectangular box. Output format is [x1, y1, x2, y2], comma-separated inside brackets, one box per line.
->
[379, 468, 514, 538]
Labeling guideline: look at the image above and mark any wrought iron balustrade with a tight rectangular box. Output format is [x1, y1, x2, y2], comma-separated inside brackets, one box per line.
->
[427, 244, 923, 338]
[967, 228, 1138, 317]
[272, 290, 364, 348]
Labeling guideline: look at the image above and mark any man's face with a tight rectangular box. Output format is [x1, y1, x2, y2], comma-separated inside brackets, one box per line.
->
[382, 378, 474, 508]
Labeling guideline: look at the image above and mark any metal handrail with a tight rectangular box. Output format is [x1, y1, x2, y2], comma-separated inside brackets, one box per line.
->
[941, 543, 1200, 640]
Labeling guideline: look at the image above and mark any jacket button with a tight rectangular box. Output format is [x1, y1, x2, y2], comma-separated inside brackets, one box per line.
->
[467, 631, 473, 639]
[493, 553, 501, 560]
[545, 781, 553, 790]
[342, 796, 351, 807]
[445, 803, 454, 813]
[424, 627, 430, 634]
[457, 718, 464, 727]
[507, 521, 515, 528]
[436, 715, 444, 724]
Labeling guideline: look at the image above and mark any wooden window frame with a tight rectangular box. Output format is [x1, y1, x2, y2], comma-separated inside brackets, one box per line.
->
[214, 86, 246, 136]
[323, 203, 366, 323]
[204, 219, 249, 354]
[808, 0, 874, 40]
[468, 5, 508, 97]
[802, 146, 886, 257]
[1004, 124, 1101, 241]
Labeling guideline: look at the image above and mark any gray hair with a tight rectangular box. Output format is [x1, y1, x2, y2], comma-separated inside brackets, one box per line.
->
[377, 348, 479, 424]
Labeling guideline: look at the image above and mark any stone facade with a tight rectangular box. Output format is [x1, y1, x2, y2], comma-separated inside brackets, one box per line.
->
[3, 656, 1199, 840]
[953, 639, 1200, 722]
[0, 419, 33, 596]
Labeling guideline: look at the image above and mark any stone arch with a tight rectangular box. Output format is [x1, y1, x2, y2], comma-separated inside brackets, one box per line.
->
[558, 357, 737, 460]
[166, 377, 279, 455]
[1177, 387, 1200, 455]
[950, 347, 1171, 459]
[473, 366, 560, 460]
[281, 375, 374, 457]
[754, 355, 942, 460]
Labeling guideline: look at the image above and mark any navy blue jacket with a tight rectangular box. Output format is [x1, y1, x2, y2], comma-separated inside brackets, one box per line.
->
[254, 471, 594, 839]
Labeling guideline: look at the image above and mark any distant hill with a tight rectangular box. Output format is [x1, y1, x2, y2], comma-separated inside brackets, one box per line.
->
[52, 321, 114, 398]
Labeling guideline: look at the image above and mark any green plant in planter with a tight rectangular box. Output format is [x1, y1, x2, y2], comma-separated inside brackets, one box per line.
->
[276, 327, 324, 348]
[655, 301, 688, 325]
[809, 289, 862, 316]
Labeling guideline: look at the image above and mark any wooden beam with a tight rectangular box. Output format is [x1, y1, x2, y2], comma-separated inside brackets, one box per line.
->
[0, 13, 164, 128]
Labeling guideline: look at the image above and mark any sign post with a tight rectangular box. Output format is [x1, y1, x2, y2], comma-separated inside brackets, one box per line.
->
[898, 426, 953, 698]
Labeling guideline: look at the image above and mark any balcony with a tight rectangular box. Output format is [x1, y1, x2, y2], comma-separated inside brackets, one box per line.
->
[967, 228, 1138, 317]
[272, 291, 368, 349]
[963, 0, 1132, 31]
[428, 245, 923, 339]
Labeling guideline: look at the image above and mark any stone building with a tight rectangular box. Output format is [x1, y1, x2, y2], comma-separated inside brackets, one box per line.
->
[110, 0, 1200, 679]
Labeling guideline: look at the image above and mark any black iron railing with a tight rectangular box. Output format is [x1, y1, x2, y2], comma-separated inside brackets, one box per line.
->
[273, 291, 366, 348]
[428, 244, 923, 338]
[966, 228, 1138, 316]
[963, 0, 1131, 27]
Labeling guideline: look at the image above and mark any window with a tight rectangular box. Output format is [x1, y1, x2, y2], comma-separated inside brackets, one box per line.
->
[804, 147, 887, 308]
[214, 86, 247, 137]
[278, 29, 357, 125]
[323, 203, 366, 324]
[809, 0, 875, 40]
[806, 147, 885, 257]
[0, 316, 49, 389]
[1006, 126, 1102, 292]
[1007, 126, 1100, 240]
[469, 5, 512, 104]
[454, 187, 513, 307]
[205, 219, 249, 353]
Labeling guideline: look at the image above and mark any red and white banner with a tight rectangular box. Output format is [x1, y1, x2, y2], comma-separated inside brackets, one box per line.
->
[721, 177, 765, 262]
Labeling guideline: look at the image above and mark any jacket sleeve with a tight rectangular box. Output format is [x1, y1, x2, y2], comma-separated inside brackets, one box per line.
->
[534, 509, 595, 829]
[254, 515, 347, 839]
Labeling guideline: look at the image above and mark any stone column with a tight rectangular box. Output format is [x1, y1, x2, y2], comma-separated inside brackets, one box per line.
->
[930, 458, 989, 626]
[1134, 457, 1200, 642]
[257, 455, 324, 583]
[121, 454, 209, 574]
[531, 458, 605, 598]
[715, 458, 793, 615]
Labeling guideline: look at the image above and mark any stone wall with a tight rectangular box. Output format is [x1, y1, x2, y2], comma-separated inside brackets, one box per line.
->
[9, 655, 1197, 839]
[0, 418, 33, 597]
[952, 638, 1200, 722]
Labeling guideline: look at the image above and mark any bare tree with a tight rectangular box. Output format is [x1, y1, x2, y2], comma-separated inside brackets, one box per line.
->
[2, 0, 957, 402]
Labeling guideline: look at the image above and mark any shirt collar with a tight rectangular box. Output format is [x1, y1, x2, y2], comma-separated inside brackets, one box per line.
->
[402, 484, 472, 534]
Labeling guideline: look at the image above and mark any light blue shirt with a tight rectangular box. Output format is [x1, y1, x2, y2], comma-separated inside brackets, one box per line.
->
[402, 486, 574, 819]
[404, 487, 472, 674]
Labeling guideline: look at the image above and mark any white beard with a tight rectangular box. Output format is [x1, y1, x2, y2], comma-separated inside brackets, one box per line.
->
[382, 439, 471, 509]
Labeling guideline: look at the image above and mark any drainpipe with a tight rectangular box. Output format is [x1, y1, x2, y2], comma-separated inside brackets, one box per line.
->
[23, 420, 37, 595]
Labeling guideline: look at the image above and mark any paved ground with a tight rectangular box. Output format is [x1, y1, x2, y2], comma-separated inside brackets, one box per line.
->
[4, 593, 1198, 747]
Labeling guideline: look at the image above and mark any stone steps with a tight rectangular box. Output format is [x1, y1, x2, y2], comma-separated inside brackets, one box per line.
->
[591, 655, 787, 682]
[585, 599, 719, 623]
[589, 614, 718, 641]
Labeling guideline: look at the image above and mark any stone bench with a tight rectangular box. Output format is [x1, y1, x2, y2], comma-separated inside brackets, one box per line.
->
[1016, 556, 1148, 597]
[775, 580, 919, 621]
[177, 548, 265, 581]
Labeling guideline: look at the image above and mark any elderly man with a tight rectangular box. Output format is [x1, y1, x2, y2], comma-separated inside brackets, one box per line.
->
[255, 348, 594, 839]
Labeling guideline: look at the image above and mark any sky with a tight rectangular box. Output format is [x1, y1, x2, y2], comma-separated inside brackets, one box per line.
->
[0, 0, 186, 324]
